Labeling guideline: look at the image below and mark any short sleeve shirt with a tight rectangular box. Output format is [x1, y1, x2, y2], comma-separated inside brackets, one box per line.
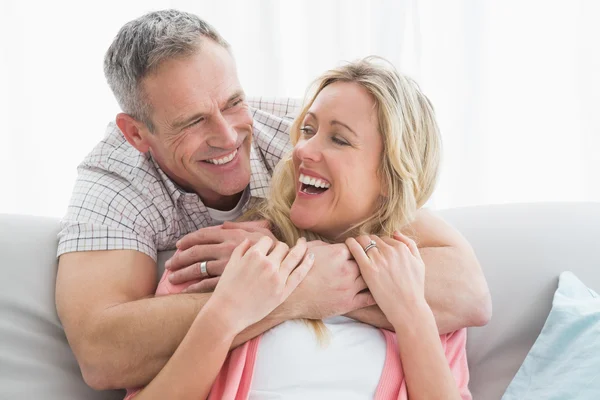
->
[57, 98, 301, 262]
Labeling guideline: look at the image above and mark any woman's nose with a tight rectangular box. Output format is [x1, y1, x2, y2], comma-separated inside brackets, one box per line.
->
[295, 136, 323, 162]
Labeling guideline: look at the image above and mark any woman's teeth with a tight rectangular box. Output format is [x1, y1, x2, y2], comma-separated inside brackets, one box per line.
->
[207, 149, 237, 165]
[299, 174, 330, 189]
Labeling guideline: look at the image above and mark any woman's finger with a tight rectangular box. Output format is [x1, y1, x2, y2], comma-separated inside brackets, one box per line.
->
[268, 241, 290, 264]
[393, 231, 421, 260]
[357, 235, 381, 260]
[246, 235, 273, 256]
[231, 238, 252, 261]
[345, 238, 372, 269]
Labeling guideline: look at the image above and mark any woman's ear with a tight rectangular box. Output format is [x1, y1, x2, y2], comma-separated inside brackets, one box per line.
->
[115, 113, 151, 153]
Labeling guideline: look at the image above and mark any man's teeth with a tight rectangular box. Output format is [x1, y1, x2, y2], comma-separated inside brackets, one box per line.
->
[299, 173, 330, 189]
[207, 149, 237, 165]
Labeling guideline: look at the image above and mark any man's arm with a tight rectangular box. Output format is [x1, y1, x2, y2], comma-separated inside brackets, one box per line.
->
[346, 208, 492, 334]
[56, 250, 288, 390]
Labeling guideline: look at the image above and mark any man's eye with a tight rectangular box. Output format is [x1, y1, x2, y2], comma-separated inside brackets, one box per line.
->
[229, 99, 243, 108]
[189, 118, 204, 128]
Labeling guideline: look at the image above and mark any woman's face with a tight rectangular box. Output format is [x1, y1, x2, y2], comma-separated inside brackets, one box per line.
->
[290, 81, 384, 240]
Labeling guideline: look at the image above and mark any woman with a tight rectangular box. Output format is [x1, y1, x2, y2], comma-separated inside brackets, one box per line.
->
[127, 56, 471, 399]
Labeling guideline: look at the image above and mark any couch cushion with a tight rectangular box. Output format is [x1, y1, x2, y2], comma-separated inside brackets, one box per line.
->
[0, 214, 123, 400]
[501, 271, 600, 399]
[440, 203, 600, 400]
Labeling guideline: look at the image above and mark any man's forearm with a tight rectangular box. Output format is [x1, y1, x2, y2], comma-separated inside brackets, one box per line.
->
[345, 305, 394, 330]
[420, 245, 492, 334]
[81, 293, 287, 390]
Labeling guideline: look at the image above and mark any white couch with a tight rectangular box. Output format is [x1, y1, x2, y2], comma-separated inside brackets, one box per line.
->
[1, 202, 599, 399]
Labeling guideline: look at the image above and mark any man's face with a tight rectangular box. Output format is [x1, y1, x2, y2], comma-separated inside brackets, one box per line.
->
[140, 40, 253, 208]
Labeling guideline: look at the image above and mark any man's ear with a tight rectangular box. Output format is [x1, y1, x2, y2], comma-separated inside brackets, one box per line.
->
[116, 113, 151, 153]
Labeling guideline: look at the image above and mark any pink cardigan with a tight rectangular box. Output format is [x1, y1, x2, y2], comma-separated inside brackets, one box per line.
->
[125, 270, 472, 400]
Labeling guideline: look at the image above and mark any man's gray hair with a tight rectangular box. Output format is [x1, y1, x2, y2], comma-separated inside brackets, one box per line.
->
[104, 9, 229, 131]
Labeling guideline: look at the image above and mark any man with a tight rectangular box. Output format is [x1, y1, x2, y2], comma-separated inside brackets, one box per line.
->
[55, 9, 491, 391]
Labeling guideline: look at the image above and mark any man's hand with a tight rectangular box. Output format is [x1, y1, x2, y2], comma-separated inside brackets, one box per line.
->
[164, 221, 275, 292]
[282, 242, 376, 320]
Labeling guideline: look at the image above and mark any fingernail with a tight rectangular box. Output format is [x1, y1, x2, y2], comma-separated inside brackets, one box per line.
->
[168, 274, 175, 282]
[165, 260, 171, 269]
[175, 240, 181, 248]
[308, 252, 314, 261]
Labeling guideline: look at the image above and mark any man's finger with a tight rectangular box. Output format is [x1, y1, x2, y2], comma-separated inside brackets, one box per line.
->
[222, 220, 270, 232]
[354, 276, 367, 292]
[166, 243, 223, 271]
[280, 238, 307, 275]
[353, 291, 377, 309]
[168, 259, 228, 284]
[176, 227, 225, 250]
[182, 277, 220, 293]
[283, 252, 314, 297]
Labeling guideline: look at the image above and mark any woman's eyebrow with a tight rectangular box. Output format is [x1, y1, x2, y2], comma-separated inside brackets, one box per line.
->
[331, 120, 357, 137]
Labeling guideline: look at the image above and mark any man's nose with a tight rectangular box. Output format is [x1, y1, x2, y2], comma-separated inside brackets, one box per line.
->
[207, 112, 237, 149]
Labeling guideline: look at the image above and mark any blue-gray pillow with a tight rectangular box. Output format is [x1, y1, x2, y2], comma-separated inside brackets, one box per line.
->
[502, 271, 600, 400]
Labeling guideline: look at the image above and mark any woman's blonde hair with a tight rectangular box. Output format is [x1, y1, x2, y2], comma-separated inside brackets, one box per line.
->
[243, 56, 442, 339]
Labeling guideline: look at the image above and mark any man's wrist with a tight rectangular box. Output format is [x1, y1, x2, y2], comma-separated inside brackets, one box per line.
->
[273, 298, 302, 321]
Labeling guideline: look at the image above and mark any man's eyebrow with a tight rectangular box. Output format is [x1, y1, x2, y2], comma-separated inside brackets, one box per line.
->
[169, 90, 245, 131]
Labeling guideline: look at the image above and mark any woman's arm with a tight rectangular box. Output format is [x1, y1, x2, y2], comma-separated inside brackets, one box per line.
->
[129, 237, 314, 399]
[346, 232, 464, 399]
[393, 304, 462, 400]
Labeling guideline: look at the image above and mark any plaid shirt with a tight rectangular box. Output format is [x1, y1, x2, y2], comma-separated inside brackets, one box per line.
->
[57, 98, 301, 262]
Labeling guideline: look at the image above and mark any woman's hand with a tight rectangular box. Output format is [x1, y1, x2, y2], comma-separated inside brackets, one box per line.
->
[209, 236, 314, 334]
[346, 231, 431, 328]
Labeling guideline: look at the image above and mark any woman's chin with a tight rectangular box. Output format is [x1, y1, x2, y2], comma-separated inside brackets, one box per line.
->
[290, 208, 315, 231]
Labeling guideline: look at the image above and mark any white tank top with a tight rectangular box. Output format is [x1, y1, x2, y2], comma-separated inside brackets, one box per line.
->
[249, 316, 387, 399]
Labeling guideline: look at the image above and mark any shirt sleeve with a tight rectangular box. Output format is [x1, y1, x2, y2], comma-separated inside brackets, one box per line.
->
[57, 166, 158, 261]
[246, 97, 302, 119]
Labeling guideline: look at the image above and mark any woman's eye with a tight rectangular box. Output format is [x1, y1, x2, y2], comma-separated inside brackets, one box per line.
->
[332, 136, 349, 146]
[300, 127, 314, 136]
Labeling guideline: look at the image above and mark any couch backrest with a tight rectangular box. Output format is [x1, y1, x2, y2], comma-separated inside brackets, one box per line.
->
[0, 214, 123, 399]
[441, 202, 600, 400]
[2, 203, 600, 399]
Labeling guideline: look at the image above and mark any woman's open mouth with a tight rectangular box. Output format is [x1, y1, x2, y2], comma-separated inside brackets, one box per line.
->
[299, 173, 330, 195]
